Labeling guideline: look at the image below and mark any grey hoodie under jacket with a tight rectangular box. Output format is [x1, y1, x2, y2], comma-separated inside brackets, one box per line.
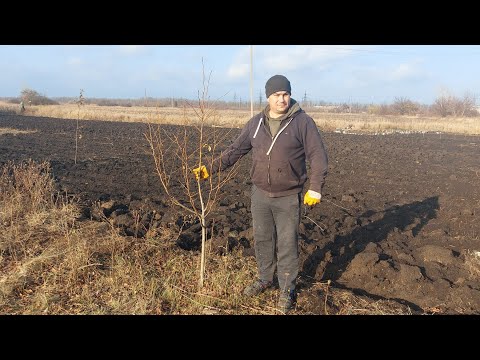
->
[212, 104, 328, 198]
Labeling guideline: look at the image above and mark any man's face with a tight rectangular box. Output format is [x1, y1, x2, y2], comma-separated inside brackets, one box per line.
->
[268, 91, 291, 116]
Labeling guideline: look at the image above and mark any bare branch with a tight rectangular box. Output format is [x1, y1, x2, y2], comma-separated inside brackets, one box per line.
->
[144, 64, 243, 289]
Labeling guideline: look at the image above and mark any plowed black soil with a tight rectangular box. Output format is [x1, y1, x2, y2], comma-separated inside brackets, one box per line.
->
[1, 114, 479, 314]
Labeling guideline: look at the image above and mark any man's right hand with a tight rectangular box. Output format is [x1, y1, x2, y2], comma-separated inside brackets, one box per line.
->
[192, 165, 209, 180]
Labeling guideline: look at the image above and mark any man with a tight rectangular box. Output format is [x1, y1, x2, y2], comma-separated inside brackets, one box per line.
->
[193, 75, 328, 313]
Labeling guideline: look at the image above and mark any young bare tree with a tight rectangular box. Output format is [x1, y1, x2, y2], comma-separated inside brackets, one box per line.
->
[74, 89, 85, 165]
[145, 66, 240, 289]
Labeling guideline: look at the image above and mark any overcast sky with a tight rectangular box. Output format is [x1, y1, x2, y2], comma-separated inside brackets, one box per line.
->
[1, 45, 480, 105]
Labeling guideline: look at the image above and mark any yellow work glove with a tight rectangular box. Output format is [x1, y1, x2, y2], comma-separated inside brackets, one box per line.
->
[304, 190, 321, 206]
[192, 165, 209, 180]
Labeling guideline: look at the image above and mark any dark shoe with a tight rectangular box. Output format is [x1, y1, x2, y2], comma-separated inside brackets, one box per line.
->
[277, 290, 297, 313]
[243, 279, 273, 296]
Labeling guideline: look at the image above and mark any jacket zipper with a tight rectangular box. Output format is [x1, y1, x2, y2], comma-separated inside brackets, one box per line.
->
[265, 125, 273, 186]
[262, 116, 293, 187]
[267, 153, 271, 185]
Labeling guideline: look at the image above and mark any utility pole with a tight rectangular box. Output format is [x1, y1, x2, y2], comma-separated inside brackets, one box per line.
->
[250, 45, 254, 118]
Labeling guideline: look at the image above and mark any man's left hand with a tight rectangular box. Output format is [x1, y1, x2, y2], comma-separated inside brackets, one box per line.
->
[304, 190, 321, 206]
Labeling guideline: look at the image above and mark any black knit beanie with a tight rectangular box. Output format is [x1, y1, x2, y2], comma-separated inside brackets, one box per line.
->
[265, 75, 291, 98]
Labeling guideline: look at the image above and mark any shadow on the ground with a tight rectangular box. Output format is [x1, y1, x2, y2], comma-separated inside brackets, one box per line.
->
[300, 196, 439, 311]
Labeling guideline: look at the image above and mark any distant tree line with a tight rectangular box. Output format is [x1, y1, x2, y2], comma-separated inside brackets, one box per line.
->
[3, 88, 479, 118]
[363, 94, 478, 117]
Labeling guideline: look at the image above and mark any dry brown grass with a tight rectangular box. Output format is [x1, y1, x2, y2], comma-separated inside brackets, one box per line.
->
[464, 249, 480, 279]
[313, 112, 480, 135]
[0, 102, 19, 115]
[296, 279, 414, 315]
[0, 159, 276, 314]
[3, 101, 480, 135]
[331, 289, 413, 315]
[17, 102, 237, 127]
[0, 160, 419, 315]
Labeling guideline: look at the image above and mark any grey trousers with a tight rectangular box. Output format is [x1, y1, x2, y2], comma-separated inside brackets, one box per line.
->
[250, 185, 300, 293]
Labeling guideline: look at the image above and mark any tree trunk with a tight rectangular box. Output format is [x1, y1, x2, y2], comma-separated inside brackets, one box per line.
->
[199, 215, 206, 288]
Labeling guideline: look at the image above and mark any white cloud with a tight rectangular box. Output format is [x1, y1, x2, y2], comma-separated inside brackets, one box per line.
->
[388, 61, 424, 81]
[259, 45, 362, 72]
[225, 45, 376, 83]
[225, 45, 358, 80]
[227, 63, 250, 78]
[262, 46, 335, 71]
[67, 57, 83, 66]
[226, 46, 251, 79]
[347, 58, 427, 89]
[118, 45, 147, 55]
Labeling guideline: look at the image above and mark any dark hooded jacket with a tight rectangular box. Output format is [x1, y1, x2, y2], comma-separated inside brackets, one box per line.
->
[212, 99, 328, 197]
